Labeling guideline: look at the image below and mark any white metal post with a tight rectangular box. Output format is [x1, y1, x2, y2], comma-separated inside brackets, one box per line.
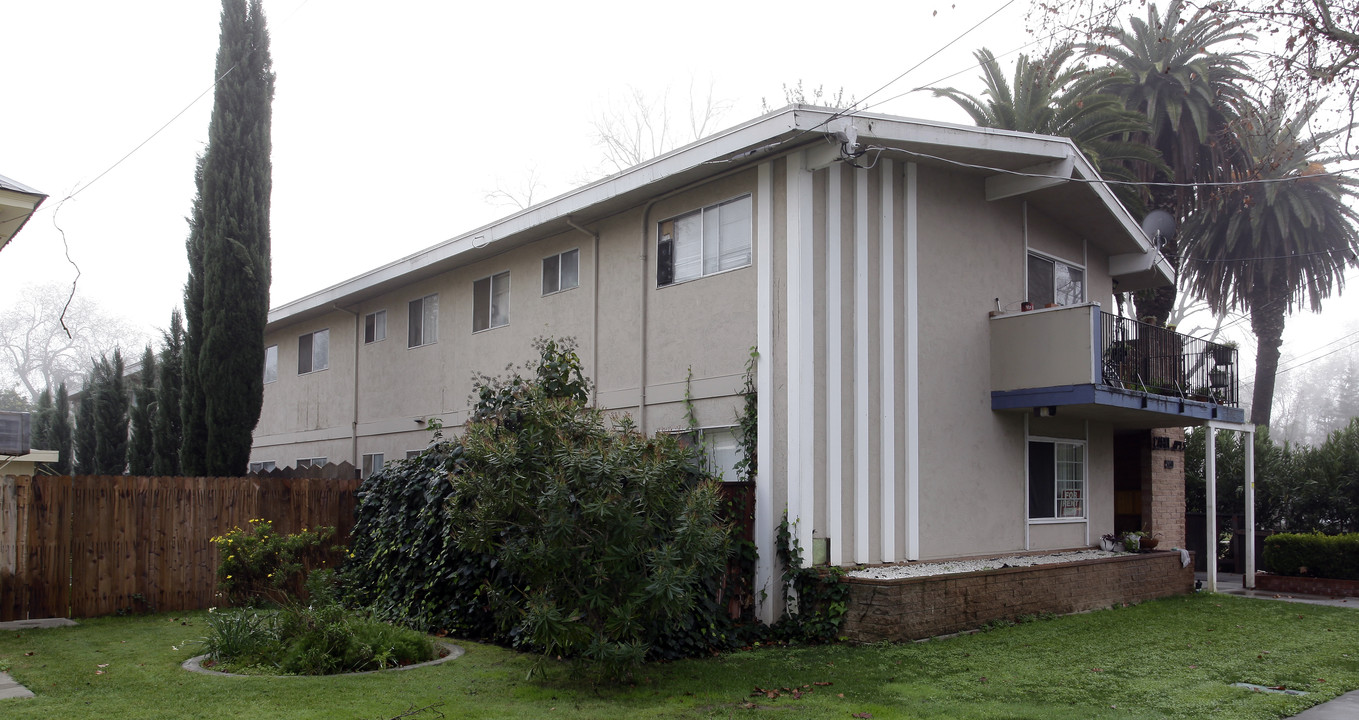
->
[1244, 425, 1256, 588]
[1205, 426, 1217, 593]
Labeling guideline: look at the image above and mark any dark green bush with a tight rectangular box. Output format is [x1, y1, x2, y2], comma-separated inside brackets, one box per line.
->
[1185, 419, 1359, 533]
[448, 339, 732, 679]
[344, 339, 738, 680]
[341, 443, 503, 638]
[1262, 532, 1359, 580]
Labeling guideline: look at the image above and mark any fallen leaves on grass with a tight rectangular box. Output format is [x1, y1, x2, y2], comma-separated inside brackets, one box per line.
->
[750, 683, 833, 701]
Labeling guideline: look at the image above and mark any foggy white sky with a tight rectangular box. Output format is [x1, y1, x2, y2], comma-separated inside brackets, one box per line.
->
[2, 0, 1355, 396]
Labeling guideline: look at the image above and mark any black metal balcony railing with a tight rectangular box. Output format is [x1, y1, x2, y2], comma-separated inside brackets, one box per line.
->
[1099, 312, 1239, 407]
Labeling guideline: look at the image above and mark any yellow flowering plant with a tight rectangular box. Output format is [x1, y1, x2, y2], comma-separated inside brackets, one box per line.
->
[212, 519, 336, 606]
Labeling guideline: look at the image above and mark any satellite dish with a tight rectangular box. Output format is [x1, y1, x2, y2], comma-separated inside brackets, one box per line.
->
[1140, 209, 1176, 249]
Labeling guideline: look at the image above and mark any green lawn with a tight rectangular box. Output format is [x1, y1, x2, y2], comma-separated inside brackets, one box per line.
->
[1, 593, 1355, 719]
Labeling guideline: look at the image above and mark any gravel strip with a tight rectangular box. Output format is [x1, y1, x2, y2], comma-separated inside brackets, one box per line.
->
[847, 549, 1126, 581]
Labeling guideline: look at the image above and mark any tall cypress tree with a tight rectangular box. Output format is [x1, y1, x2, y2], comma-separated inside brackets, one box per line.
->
[184, 0, 274, 476]
[31, 387, 53, 450]
[94, 349, 129, 475]
[181, 155, 208, 477]
[74, 364, 100, 476]
[53, 382, 72, 475]
[154, 310, 185, 476]
[127, 345, 157, 475]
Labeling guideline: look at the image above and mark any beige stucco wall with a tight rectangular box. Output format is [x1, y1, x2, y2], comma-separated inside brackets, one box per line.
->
[253, 170, 758, 471]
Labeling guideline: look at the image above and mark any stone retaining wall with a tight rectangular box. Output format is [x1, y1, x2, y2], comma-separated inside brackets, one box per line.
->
[842, 551, 1194, 643]
[1255, 573, 1359, 598]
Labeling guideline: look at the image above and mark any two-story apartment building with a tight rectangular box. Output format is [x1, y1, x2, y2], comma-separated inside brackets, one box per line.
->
[253, 105, 1243, 621]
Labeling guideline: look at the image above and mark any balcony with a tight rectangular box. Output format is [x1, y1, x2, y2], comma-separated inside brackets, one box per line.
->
[989, 304, 1245, 428]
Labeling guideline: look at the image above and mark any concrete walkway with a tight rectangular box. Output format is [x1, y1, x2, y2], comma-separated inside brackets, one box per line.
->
[0, 618, 78, 700]
[1197, 572, 1357, 609]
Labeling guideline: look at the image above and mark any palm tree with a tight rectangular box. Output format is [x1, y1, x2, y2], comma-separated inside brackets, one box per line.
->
[931, 45, 1164, 214]
[1084, 0, 1256, 324]
[1180, 97, 1359, 427]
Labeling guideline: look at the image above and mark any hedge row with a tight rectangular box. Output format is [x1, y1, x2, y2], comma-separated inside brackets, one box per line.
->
[1262, 533, 1359, 581]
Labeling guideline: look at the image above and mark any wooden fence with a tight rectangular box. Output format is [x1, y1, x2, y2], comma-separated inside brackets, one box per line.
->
[0, 474, 359, 622]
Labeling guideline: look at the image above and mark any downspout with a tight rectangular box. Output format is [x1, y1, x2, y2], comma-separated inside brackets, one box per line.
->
[332, 303, 360, 470]
[633, 162, 760, 431]
[566, 218, 600, 405]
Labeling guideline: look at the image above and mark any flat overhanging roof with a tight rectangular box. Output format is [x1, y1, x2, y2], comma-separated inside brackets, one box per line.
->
[992, 384, 1247, 429]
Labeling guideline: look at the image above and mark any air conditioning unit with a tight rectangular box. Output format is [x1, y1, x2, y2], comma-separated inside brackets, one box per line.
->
[0, 411, 31, 456]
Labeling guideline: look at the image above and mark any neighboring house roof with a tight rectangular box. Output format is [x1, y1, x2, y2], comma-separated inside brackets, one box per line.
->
[0, 173, 47, 253]
[267, 104, 1172, 331]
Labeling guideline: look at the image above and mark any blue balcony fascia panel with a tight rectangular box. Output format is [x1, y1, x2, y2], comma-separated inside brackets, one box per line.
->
[991, 384, 1246, 424]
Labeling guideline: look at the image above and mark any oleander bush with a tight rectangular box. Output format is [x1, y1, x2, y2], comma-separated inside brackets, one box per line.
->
[1262, 532, 1359, 580]
[344, 339, 737, 680]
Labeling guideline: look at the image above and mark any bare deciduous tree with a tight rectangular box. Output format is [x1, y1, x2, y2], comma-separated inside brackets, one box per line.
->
[0, 283, 144, 401]
[591, 82, 733, 175]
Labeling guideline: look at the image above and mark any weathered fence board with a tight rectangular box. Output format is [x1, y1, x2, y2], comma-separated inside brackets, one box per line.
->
[0, 474, 359, 621]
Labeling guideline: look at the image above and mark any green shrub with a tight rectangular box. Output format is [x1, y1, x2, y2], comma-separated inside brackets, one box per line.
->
[212, 519, 335, 606]
[448, 339, 732, 679]
[1262, 532, 1359, 580]
[345, 339, 737, 681]
[202, 607, 280, 666]
[202, 575, 437, 676]
[341, 444, 503, 638]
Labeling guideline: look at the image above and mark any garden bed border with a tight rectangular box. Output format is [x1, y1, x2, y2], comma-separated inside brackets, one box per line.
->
[1254, 573, 1359, 598]
[841, 550, 1194, 643]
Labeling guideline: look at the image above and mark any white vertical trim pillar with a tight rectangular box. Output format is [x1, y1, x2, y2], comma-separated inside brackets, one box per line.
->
[1244, 425, 1256, 588]
[1205, 426, 1218, 593]
[826, 166, 844, 567]
[879, 159, 897, 562]
[787, 151, 816, 564]
[853, 167, 871, 563]
[754, 161, 775, 623]
[904, 162, 920, 561]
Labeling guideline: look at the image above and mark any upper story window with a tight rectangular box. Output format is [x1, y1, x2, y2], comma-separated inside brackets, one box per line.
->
[365, 310, 387, 344]
[298, 329, 329, 374]
[263, 345, 278, 384]
[657, 195, 752, 287]
[1027, 252, 1084, 307]
[1028, 439, 1085, 520]
[542, 249, 580, 295]
[408, 294, 438, 348]
[473, 271, 510, 332]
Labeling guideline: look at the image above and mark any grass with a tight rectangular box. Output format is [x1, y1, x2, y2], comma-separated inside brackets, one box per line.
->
[0, 593, 1355, 719]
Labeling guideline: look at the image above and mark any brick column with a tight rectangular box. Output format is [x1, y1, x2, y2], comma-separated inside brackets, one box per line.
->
[1141, 427, 1185, 548]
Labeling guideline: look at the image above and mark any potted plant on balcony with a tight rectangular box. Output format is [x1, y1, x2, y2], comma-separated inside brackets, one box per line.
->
[1209, 367, 1230, 388]
[1211, 341, 1237, 365]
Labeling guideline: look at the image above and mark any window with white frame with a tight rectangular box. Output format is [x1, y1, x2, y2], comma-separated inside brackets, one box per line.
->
[657, 195, 752, 287]
[542, 249, 580, 295]
[362, 452, 385, 479]
[263, 345, 278, 384]
[365, 310, 386, 344]
[297, 330, 329, 374]
[297, 456, 328, 469]
[1028, 439, 1085, 519]
[408, 294, 438, 348]
[406, 450, 422, 461]
[473, 271, 510, 332]
[1027, 253, 1084, 307]
[676, 427, 745, 483]
[249, 460, 276, 473]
